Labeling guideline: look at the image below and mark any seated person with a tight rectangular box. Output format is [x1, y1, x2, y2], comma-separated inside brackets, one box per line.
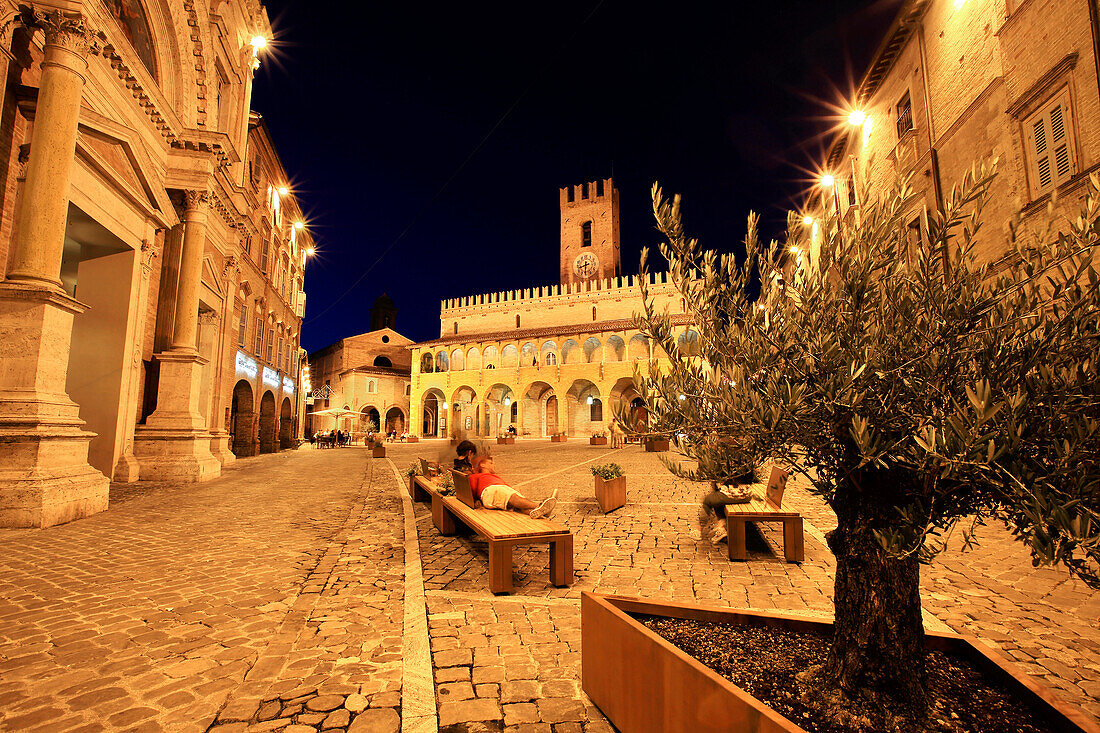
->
[469, 454, 557, 518]
[453, 440, 478, 472]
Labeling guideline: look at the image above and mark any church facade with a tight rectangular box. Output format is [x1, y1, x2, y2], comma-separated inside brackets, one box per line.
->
[409, 178, 696, 440]
[0, 0, 311, 527]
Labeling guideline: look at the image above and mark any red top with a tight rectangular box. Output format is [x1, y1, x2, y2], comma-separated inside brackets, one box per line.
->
[468, 471, 506, 500]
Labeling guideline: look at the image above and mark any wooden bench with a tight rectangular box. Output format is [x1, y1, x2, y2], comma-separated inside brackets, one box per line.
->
[410, 470, 572, 593]
[726, 466, 804, 563]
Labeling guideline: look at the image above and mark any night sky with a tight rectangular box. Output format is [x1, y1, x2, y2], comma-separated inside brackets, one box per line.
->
[251, 0, 900, 352]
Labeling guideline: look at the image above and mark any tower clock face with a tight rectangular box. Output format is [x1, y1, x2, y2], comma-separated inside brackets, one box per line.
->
[573, 252, 599, 279]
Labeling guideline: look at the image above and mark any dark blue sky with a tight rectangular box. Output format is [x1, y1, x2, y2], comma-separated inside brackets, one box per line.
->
[251, 0, 899, 351]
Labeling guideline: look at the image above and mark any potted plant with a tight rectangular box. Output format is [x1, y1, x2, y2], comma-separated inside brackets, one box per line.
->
[550, 432, 568, 442]
[407, 434, 419, 443]
[643, 434, 670, 452]
[404, 461, 421, 496]
[581, 172, 1100, 731]
[497, 433, 516, 445]
[590, 431, 608, 446]
[372, 442, 386, 458]
[591, 462, 626, 513]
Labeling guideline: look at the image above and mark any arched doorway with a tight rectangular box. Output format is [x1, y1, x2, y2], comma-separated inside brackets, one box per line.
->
[279, 397, 293, 449]
[230, 380, 255, 457]
[546, 396, 559, 435]
[451, 385, 477, 438]
[259, 392, 277, 453]
[565, 379, 601, 436]
[385, 407, 405, 435]
[422, 388, 445, 437]
[483, 383, 516, 437]
[360, 406, 380, 433]
[519, 381, 556, 437]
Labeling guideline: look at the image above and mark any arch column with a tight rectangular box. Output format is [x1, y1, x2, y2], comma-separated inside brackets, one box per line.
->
[208, 258, 241, 466]
[0, 10, 109, 528]
[133, 191, 221, 482]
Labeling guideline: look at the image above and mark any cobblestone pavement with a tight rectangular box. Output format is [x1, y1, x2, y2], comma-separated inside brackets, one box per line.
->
[2, 441, 1097, 733]
[0, 448, 404, 732]
[391, 439, 1100, 729]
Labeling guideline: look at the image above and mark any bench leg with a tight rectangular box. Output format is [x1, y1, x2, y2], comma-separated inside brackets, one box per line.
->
[727, 517, 748, 561]
[550, 535, 573, 587]
[437, 498, 455, 535]
[783, 517, 804, 563]
[488, 542, 513, 594]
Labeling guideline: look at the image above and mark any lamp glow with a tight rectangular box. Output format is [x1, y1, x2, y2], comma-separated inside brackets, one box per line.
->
[848, 109, 866, 126]
[820, 174, 836, 187]
[294, 221, 304, 230]
[278, 186, 288, 196]
[789, 246, 801, 255]
[586, 396, 593, 405]
[504, 397, 511, 406]
[678, 394, 686, 401]
[802, 215, 814, 226]
[442, 401, 449, 409]
[305, 247, 316, 257]
[250, 35, 268, 50]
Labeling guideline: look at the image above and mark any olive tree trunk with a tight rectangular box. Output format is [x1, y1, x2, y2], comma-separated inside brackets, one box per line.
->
[809, 468, 928, 720]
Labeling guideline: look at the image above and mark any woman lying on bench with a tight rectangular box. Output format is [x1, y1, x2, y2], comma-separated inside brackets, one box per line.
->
[470, 455, 558, 519]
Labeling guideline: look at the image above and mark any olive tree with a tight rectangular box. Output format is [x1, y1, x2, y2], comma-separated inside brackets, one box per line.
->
[629, 166, 1100, 725]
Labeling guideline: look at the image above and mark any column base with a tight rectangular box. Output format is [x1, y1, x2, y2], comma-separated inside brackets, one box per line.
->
[209, 430, 236, 466]
[113, 452, 141, 483]
[133, 426, 221, 482]
[0, 282, 110, 528]
[134, 350, 220, 483]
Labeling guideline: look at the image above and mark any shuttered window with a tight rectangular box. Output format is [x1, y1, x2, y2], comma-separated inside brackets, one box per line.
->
[237, 305, 247, 347]
[254, 317, 264, 356]
[1025, 90, 1076, 197]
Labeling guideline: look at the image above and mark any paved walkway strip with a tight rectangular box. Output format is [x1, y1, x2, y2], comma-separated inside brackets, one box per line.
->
[386, 459, 438, 733]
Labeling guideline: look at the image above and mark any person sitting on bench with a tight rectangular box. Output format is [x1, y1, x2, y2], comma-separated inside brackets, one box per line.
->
[470, 454, 558, 519]
[454, 440, 478, 472]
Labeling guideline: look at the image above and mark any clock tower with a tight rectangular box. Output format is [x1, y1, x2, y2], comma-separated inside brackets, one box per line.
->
[559, 177, 620, 286]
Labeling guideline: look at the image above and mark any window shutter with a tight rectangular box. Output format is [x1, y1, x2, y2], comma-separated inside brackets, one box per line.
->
[1049, 100, 1072, 184]
[1026, 89, 1076, 197]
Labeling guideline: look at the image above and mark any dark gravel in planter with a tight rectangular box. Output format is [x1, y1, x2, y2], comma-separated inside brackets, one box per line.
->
[636, 615, 1051, 733]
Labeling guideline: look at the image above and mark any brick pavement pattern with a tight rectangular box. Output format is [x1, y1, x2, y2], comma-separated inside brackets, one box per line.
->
[392, 439, 1100, 730]
[1, 440, 1097, 733]
[0, 448, 403, 733]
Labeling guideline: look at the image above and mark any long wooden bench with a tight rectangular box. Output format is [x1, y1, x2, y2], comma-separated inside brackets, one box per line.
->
[725, 466, 804, 563]
[410, 470, 573, 594]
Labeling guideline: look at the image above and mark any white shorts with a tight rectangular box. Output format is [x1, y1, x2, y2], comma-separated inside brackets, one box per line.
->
[480, 484, 521, 510]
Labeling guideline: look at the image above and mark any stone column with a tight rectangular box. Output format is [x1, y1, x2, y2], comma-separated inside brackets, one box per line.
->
[132, 191, 221, 482]
[0, 10, 110, 528]
[208, 257, 239, 466]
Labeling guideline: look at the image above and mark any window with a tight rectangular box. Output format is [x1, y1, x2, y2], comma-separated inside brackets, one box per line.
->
[277, 338, 284, 369]
[590, 398, 603, 422]
[568, 186, 575, 203]
[237, 306, 247, 347]
[906, 213, 925, 264]
[373, 356, 392, 367]
[596, 179, 604, 196]
[516, 314, 521, 328]
[896, 91, 913, 139]
[453, 322, 458, 334]
[368, 380, 376, 393]
[243, 234, 252, 257]
[545, 352, 558, 366]
[260, 243, 270, 273]
[847, 176, 858, 209]
[510, 402, 518, 422]
[265, 330, 274, 363]
[592, 306, 597, 321]
[1025, 90, 1076, 197]
[582, 182, 589, 199]
[254, 317, 263, 355]
[581, 221, 592, 247]
[405, 384, 411, 396]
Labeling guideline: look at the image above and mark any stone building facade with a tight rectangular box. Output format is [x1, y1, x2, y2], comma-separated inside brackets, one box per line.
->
[0, 0, 311, 528]
[410, 179, 696, 440]
[813, 0, 1100, 266]
[305, 296, 412, 438]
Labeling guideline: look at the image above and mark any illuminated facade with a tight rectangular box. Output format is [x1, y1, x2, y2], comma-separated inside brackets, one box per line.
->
[811, 0, 1100, 268]
[410, 179, 697, 440]
[0, 0, 310, 528]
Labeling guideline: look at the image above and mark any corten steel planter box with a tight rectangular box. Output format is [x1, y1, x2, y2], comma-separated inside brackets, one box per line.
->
[581, 593, 1100, 733]
[551, 435, 568, 442]
[644, 438, 670, 452]
[372, 445, 386, 458]
[497, 436, 516, 445]
[594, 476, 625, 513]
[407, 436, 419, 443]
[590, 437, 608, 446]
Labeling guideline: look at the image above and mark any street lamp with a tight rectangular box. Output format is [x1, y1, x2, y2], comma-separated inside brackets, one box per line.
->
[847, 109, 866, 126]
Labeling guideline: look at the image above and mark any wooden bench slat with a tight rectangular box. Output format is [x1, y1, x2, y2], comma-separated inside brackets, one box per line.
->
[439, 496, 569, 539]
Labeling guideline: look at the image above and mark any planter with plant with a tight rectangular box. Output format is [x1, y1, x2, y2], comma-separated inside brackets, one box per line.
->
[590, 431, 608, 446]
[582, 170, 1100, 732]
[404, 461, 421, 496]
[591, 462, 626, 513]
[372, 442, 386, 458]
[643, 434, 670, 452]
[407, 435, 419, 443]
[551, 432, 568, 442]
[497, 434, 516, 444]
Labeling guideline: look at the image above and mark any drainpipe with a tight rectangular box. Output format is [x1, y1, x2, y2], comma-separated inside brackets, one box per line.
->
[913, 20, 945, 212]
[1088, 0, 1100, 107]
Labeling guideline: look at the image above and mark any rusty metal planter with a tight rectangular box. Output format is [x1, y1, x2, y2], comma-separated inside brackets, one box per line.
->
[581, 593, 1099, 733]
[594, 475, 626, 513]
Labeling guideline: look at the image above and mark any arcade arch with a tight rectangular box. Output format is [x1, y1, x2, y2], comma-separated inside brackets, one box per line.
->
[582, 337, 602, 363]
[501, 344, 518, 367]
[519, 381, 557, 437]
[606, 335, 625, 361]
[467, 347, 482, 370]
[450, 349, 465, 370]
[561, 339, 582, 364]
[628, 334, 650, 360]
[259, 391, 277, 453]
[279, 397, 293, 449]
[421, 388, 446, 437]
[385, 407, 405, 435]
[565, 379, 601, 435]
[230, 380, 255, 457]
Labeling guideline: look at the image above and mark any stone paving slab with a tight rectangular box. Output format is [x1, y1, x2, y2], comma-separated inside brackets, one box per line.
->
[391, 439, 1100, 727]
[0, 448, 404, 733]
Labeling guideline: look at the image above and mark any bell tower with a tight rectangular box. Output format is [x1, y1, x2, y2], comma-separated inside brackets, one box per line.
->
[559, 178, 620, 285]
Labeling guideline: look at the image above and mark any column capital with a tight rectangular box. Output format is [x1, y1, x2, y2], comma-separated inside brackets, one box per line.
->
[21, 7, 97, 56]
[184, 188, 211, 211]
